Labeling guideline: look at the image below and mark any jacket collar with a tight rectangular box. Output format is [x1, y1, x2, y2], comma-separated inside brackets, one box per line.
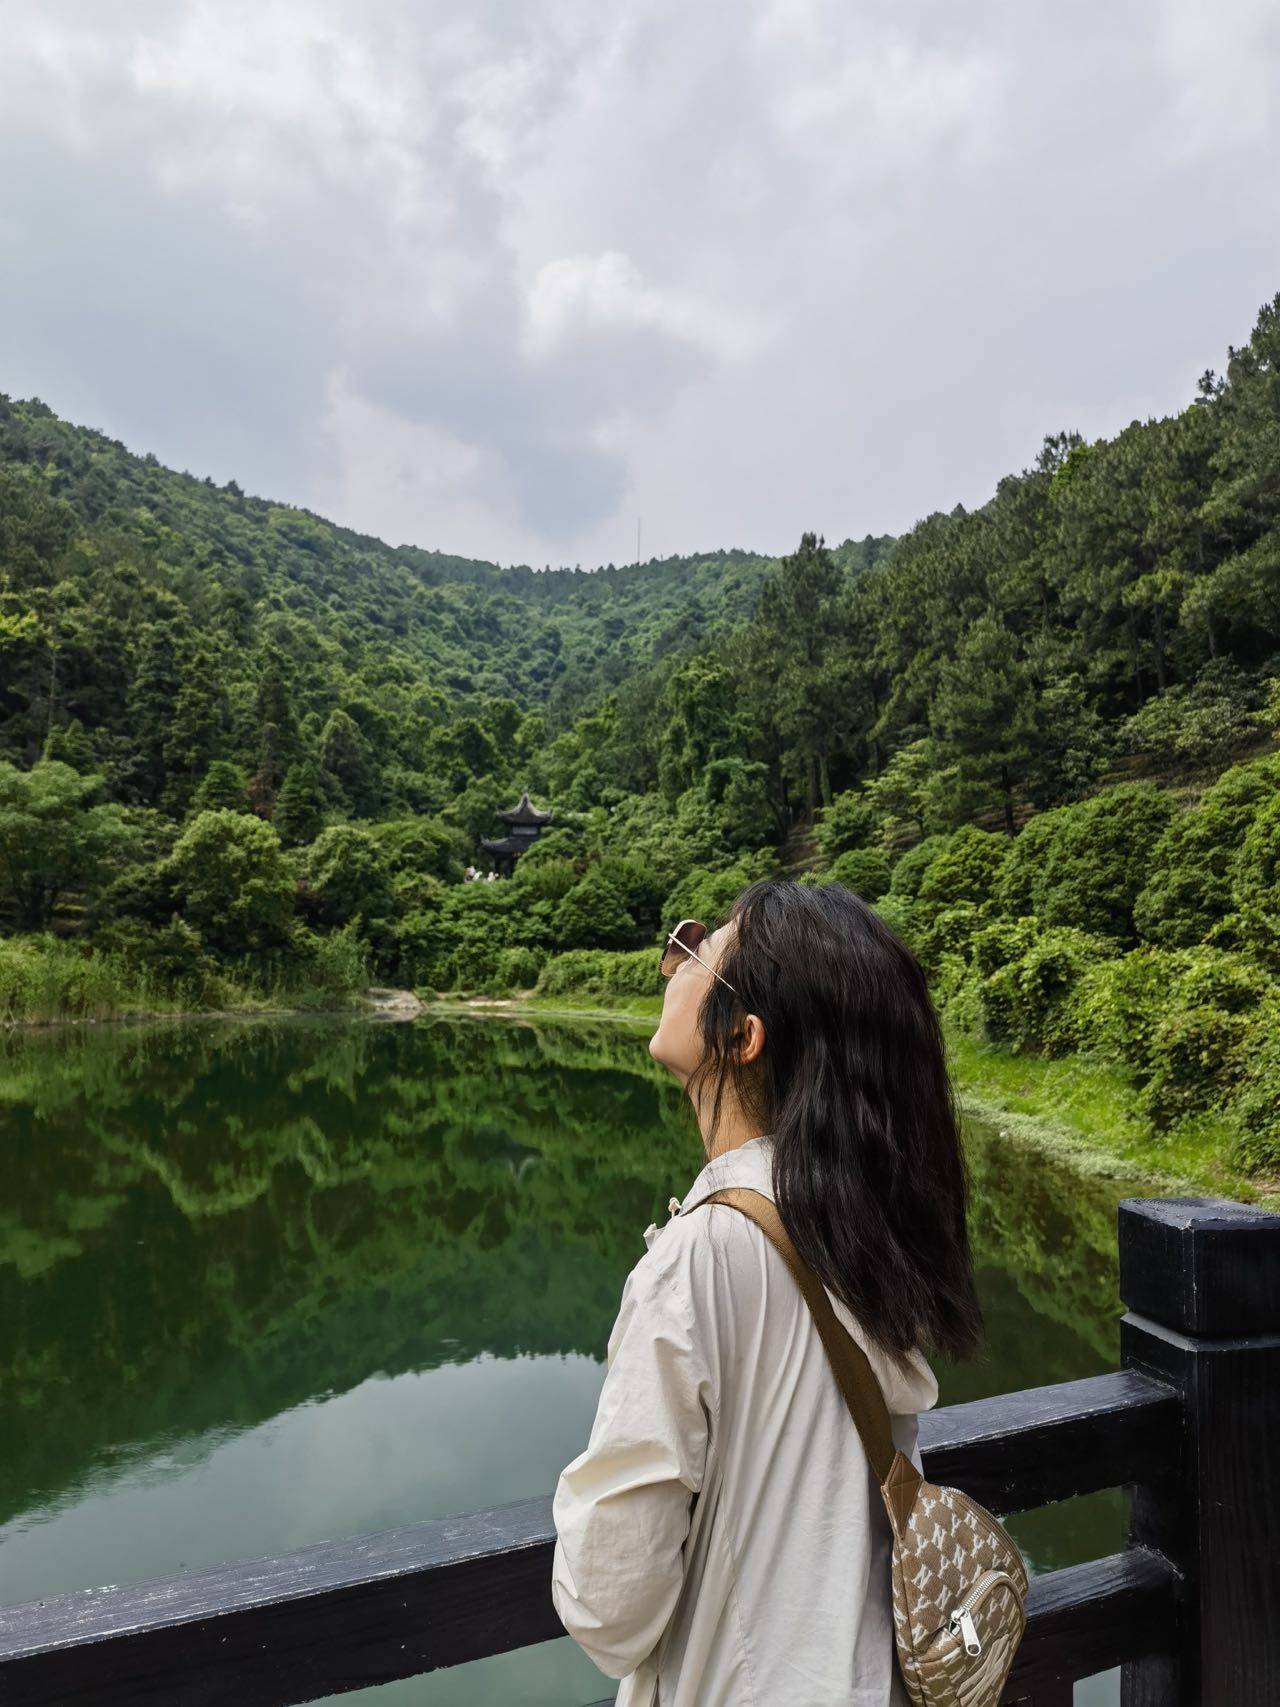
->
[643, 1134, 775, 1250]
[676, 1133, 776, 1216]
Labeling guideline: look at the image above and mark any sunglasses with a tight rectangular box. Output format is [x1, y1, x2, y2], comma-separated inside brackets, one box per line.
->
[660, 918, 740, 997]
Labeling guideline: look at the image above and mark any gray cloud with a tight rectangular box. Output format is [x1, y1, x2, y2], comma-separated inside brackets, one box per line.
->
[1, 0, 1277, 568]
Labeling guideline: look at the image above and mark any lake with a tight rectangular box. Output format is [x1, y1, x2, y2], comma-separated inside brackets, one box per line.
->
[0, 1010, 1151, 1704]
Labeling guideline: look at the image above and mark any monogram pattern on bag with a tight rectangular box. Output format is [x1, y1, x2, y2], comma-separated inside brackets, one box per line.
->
[885, 1475, 1029, 1707]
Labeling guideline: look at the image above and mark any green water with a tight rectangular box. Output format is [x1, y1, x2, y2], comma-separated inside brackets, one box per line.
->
[0, 1011, 1146, 1704]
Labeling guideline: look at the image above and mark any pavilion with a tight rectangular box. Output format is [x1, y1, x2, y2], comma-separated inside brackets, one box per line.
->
[478, 788, 553, 877]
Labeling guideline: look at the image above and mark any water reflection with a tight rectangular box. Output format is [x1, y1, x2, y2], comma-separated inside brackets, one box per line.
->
[0, 1010, 1148, 1703]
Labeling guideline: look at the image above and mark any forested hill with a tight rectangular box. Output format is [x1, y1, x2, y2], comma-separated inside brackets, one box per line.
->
[1, 296, 1279, 1171]
[0, 394, 891, 745]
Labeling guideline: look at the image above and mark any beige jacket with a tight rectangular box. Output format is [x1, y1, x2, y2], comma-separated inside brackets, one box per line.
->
[551, 1133, 939, 1706]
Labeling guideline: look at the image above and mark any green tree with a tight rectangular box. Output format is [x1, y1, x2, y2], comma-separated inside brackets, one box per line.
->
[162, 644, 231, 814]
[41, 718, 97, 774]
[248, 652, 301, 818]
[555, 867, 636, 949]
[301, 825, 394, 929]
[125, 617, 183, 804]
[1190, 293, 1280, 656]
[162, 809, 295, 958]
[0, 759, 140, 929]
[862, 740, 950, 841]
[319, 709, 382, 817]
[191, 760, 253, 816]
[758, 532, 846, 812]
[930, 615, 1039, 833]
[273, 759, 334, 847]
[917, 826, 1010, 909]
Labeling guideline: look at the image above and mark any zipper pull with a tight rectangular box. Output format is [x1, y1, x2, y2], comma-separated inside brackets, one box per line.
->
[957, 1608, 982, 1656]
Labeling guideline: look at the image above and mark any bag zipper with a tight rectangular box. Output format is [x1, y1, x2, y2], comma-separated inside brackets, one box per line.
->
[945, 1568, 1021, 1658]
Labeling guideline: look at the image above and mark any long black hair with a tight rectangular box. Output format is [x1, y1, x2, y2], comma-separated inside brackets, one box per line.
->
[685, 875, 984, 1366]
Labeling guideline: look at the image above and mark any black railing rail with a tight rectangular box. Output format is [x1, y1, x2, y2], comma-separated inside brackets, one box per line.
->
[1, 1197, 1276, 1706]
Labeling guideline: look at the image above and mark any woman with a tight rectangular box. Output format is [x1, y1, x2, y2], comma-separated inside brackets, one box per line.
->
[551, 877, 984, 1706]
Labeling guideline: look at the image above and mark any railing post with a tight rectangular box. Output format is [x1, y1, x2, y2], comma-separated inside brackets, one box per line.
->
[1117, 1196, 1280, 1706]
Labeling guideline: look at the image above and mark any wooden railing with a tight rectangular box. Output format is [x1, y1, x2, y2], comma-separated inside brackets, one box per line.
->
[2, 1196, 1277, 1705]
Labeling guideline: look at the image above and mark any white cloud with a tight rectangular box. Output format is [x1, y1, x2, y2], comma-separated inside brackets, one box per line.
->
[0, 0, 1277, 568]
[523, 250, 757, 362]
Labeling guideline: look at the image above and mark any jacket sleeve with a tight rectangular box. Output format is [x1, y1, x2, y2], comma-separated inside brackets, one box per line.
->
[550, 1255, 713, 1680]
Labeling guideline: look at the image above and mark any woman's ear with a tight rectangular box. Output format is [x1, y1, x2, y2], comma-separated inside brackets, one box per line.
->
[736, 1013, 766, 1066]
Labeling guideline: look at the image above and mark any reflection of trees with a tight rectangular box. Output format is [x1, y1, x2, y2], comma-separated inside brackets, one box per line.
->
[0, 1014, 1134, 1540]
[0, 1014, 701, 1526]
[961, 1122, 1136, 1371]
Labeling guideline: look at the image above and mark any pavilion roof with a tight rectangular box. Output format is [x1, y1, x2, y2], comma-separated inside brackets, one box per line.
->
[496, 788, 553, 826]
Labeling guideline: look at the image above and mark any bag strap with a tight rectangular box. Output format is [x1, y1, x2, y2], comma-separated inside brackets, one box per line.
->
[686, 1184, 898, 1486]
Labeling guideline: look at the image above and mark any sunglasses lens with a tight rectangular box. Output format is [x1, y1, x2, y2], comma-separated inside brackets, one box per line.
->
[660, 919, 708, 976]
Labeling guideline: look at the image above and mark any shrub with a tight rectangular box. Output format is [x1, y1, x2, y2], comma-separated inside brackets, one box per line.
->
[439, 938, 504, 992]
[0, 933, 167, 1022]
[1228, 1017, 1280, 1174]
[815, 789, 879, 858]
[554, 868, 636, 949]
[824, 846, 891, 900]
[371, 815, 468, 888]
[969, 917, 1041, 981]
[1134, 755, 1280, 947]
[510, 849, 579, 902]
[93, 915, 226, 1007]
[912, 902, 989, 978]
[301, 824, 393, 928]
[916, 826, 1009, 909]
[1030, 784, 1176, 941]
[1139, 1005, 1255, 1130]
[0, 758, 142, 930]
[994, 809, 1068, 918]
[932, 951, 985, 1036]
[886, 835, 950, 902]
[163, 809, 295, 959]
[1071, 946, 1185, 1067]
[1118, 663, 1263, 773]
[492, 944, 545, 991]
[284, 920, 371, 1005]
[1071, 944, 1268, 1073]
[535, 947, 661, 1003]
[979, 926, 1118, 1054]
[870, 891, 917, 946]
[1233, 793, 1280, 970]
[391, 907, 451, 987]
[1173, 948, 1272, 1013]
[659, 848, 779, 934]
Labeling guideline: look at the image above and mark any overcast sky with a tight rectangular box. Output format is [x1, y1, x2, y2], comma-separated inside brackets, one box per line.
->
[2, 2, 1277, 570]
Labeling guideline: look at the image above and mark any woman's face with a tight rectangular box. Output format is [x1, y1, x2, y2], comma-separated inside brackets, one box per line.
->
[648, 918, 736, 1084]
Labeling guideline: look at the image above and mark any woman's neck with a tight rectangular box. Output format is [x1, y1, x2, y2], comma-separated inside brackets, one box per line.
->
[698, 1100, 771, 1160]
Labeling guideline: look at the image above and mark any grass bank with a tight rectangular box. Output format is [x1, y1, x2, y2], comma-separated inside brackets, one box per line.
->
[424, 988, 1276, 1204]
[0, 933, 369, 1028]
